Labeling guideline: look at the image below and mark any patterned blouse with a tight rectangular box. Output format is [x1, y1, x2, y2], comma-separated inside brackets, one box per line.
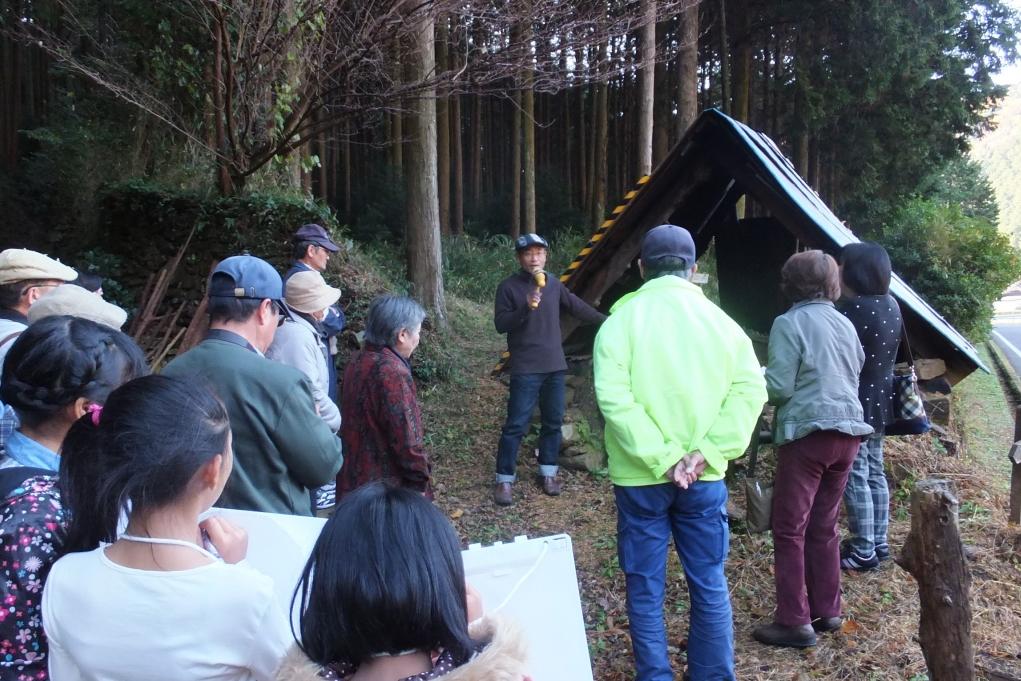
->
[320, 649, 460, 681]
[837, 294, 903, 430]
[0, 475, 65, 681]
[338, 344, 432, 500]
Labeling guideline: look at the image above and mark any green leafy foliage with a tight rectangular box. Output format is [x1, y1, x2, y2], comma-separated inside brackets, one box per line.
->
[94, 180, 338, 297]
[441, 229, 589, 304]
[880, 195, 1021, 339]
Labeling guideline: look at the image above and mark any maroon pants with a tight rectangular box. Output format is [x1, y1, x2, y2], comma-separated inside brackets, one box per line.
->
[771, 429, 859, 626]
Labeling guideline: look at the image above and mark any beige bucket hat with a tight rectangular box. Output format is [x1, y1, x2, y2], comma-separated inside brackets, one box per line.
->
[285, 270, 341, 314]
[28, 284, 128, 330]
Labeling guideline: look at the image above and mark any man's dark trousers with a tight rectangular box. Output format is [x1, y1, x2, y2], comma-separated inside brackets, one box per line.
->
[496, 371, 565, 482]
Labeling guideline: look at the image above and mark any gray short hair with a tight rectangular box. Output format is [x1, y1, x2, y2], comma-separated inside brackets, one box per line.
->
[643, 256, 692, 281]
[364, 295, 427, 347]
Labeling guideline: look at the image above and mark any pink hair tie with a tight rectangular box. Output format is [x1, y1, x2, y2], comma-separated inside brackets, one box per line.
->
[86, 403, 103, 426]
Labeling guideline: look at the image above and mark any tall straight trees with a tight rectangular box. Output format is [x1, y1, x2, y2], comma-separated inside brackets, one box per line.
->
[637, 0, 656, 177]
[676, 1, 699, 137]
[405, 5, 447, 328]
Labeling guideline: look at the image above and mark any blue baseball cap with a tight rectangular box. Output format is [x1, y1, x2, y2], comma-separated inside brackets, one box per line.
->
[640, 224, 696, 268]
[209, 255, 284, 301]
[514, 233, 550, 251]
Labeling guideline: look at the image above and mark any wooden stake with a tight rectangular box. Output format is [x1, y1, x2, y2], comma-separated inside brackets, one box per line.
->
[896, 479, 974, 680]
[1010, 407, 1021, 524]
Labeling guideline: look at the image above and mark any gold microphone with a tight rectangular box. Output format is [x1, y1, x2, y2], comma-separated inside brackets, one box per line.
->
[530, 271, 547, 309]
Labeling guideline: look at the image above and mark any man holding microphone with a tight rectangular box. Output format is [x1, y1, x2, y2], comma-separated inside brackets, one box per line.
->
[492, 233, 605, 506]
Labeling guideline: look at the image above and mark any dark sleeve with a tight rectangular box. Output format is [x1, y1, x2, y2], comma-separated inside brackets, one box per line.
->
[322, 306, 345, 336]
[559, 284, 607, 325]
[272, 379, 343, 488]
[494, 280, 531, 334]
[379, 366, 431, 491]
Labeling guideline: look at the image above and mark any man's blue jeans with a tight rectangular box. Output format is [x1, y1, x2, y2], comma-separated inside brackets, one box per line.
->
[615, 481, 735, 681]
[496, 371, 565, 482]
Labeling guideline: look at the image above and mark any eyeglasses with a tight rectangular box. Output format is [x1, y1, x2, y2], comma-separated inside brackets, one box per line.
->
[273, 300, 289, 327]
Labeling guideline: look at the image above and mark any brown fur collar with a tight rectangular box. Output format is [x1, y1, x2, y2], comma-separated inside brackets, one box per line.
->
[275, 616, 529, 681]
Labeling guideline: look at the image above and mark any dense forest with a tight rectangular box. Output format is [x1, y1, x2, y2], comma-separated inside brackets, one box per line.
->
[2, 0, 1021, 335]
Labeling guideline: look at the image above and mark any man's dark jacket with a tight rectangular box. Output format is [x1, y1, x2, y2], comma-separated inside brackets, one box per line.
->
[163, 337, 342, 515]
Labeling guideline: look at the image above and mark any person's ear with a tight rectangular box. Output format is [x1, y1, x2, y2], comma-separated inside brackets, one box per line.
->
[259, 299, 276, 327]
[70, 397, 92, 421]
[637, 259, 645, 280]
[198, 454, 224, 490]
[691, 263, 698, 275]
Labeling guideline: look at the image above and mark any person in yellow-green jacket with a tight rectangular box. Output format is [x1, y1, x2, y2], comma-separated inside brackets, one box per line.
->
[593, 224, 766, 681]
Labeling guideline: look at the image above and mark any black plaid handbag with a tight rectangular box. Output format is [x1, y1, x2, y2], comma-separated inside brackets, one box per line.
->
[885, 324, 931, 436]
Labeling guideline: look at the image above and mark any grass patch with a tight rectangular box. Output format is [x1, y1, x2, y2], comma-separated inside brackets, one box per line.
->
[953, 344, 1014, 487]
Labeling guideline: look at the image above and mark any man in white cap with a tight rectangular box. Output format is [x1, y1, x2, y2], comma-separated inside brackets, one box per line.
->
[27, 283, 128, 330]
[0, 249, 77, 368]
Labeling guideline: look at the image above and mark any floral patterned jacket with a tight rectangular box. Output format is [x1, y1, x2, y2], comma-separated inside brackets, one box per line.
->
[338, 344, 432, 500]
[0, 475, 65, 681]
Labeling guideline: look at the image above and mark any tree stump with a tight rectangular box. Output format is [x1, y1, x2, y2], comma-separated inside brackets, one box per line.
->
[896, 479, 974, 680]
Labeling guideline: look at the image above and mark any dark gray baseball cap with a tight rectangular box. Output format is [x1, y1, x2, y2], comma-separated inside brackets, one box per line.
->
[640, 224, 696, 268]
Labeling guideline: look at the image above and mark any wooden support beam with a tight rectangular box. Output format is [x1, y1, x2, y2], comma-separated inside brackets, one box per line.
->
[1010, 407, 1021, 524]
[896, 479, 974, 681]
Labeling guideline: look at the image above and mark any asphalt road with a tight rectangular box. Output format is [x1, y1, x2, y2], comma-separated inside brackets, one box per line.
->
[992, 320, 1021, 377]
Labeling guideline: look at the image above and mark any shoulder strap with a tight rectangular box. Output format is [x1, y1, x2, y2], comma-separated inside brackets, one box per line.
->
[898, 319, 915, 367]
[0, 466, 52, 499]
[0, 331, 22, 349]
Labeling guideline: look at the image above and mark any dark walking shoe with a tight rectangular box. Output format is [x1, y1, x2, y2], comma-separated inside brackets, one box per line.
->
[493, 482, 514, 506]
[811, 616, 843, 633]
[753, 622, 817, 648]
[840, 548, 879, 572]
[541, 476, 562, 496]
[875, 543, 891, 562]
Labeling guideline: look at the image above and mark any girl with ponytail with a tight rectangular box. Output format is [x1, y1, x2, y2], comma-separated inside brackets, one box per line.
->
[43, 374, 292, 681]
[0, 315, 147, 681]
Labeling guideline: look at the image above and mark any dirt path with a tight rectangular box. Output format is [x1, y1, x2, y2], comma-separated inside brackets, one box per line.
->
[420, 303, 1021, 681]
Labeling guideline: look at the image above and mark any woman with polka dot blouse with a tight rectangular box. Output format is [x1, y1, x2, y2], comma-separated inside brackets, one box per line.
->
[836, 243, 903, 572]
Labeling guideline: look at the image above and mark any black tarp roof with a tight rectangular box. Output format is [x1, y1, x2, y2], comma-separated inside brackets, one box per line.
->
[561, 109, 986, 383]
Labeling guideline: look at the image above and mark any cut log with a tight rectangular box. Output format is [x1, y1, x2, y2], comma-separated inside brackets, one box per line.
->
[895, 479, 974, 680]
[915, 358, 948, 380]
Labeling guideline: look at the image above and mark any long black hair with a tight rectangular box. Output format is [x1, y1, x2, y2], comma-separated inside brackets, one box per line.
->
[0, 315, 148, 429]
[294, 482, 475, 667]
[59, 374, 231, 554]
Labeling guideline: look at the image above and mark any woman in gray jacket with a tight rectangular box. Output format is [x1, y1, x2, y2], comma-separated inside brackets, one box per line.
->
[753, 250, 872, 649]
[268, 271, 342, 510]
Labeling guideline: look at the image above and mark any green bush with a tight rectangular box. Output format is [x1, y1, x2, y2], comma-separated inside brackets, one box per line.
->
[881, 197, 1021, 339]
[95, 180, 339, 299]
[442, 229, 591, 304]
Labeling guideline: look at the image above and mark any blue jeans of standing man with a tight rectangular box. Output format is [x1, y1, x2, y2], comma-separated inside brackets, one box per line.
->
[615, 481, 735, 681]
[496, 371, 565, 482]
